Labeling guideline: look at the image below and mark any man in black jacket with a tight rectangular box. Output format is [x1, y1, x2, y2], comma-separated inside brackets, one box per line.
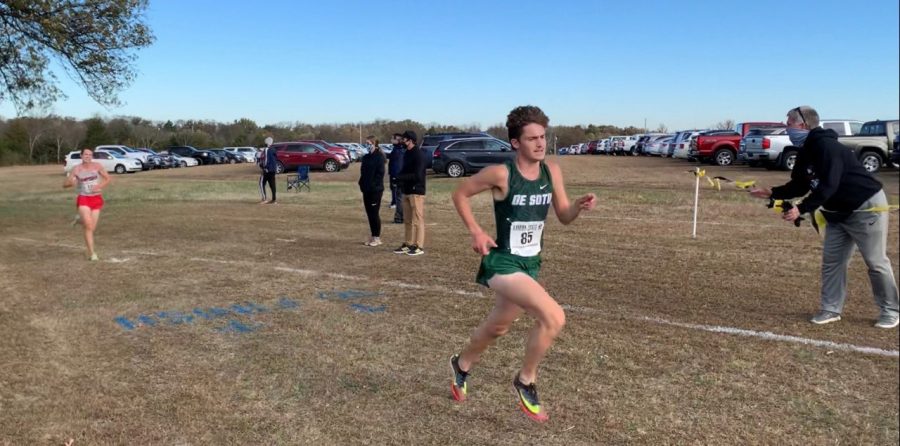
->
[750, 106, 898, 328]
[392, 130, 427, 256]
[389, 133, 405, 223]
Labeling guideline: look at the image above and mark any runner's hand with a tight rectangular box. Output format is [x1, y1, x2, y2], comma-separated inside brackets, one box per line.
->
[749, 187, 772, 199]
[782, 206, 800, 222]
[471, 230, 497, 256]
[577, 194, 597, 211]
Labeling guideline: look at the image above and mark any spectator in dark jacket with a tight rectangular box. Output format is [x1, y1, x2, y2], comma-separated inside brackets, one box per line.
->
[393, 130, 427, 256]
[750, 105, 898, 328]
[388, 133, 405, 222]
[359, 136, 386, 246]
[258, 137, 278, 204]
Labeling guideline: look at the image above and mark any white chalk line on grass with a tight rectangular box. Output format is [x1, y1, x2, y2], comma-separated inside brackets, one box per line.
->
[6, 237, 898, 358]
[641, 317, 900, 358]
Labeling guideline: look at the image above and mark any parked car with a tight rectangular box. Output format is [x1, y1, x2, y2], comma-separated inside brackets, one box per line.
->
[671, 131, 702, 159]
[162, 152, 199, 167]
[431, 137, 515, 177]
[738, 127, 799, 170]
[689, 122, 783, 166]
[201, 149, 227, 164]
[135, 148, 174, 169]
[646, 136, 674, 156]
[892, 132, 900, 167]
[271, 142, 345, 173]
[95, 145, 151, 170]
[295, 140, 351, 168]
[336, 143, 368, 161]
[224, 147, 258, 163]
[167, 146, 215, 165]
[65, 151, 143, 174]
[837, 120, 899, 173]
[421, 132, 490, 168]
[622, 135, 641, 155]
[819, 119, 864, 136]
[209, 149, 243, 164]
[634, 134, 666, 155]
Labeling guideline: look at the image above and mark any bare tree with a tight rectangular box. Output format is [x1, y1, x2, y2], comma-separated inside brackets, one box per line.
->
[133, 124, 161, 149]
[714, 119, 736, 130]
[17, 117, 47, 162]
[655, 123, 668, 133]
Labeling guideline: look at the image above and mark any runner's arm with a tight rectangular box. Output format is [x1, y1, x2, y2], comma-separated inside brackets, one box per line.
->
[452, 164, 507, 254]
[95, 168, 111, 191]
[63, 167, 78, 188]
[547, 161, 596, 225]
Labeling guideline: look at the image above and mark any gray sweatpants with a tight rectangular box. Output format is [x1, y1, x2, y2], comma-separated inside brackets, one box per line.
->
[820, 189, 899, 317]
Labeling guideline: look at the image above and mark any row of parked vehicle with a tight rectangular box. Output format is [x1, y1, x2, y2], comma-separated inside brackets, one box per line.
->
[561, 119, 899, 173]
[63, 144, 265, 174]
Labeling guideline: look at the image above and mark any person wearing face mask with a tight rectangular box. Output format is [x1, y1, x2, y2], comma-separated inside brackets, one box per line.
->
[749, 106, 898, 329]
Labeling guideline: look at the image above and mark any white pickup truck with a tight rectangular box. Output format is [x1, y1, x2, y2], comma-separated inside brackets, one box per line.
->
[739, 128, 796, 170]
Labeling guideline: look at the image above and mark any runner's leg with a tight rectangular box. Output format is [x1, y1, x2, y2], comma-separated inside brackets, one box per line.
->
[486, 272, 564, 384]
[458, 293, 524, 371]
[78, 205, 96, 257]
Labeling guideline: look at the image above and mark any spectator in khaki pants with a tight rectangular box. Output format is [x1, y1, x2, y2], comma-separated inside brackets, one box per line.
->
[393, 130, 427, 256]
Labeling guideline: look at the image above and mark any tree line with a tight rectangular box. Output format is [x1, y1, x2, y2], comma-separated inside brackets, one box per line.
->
[0, 115, 655, 166]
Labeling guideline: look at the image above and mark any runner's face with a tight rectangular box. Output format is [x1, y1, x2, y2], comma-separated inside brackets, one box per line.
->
[82, 150, 93, 163]
[512, 123, 546, 162]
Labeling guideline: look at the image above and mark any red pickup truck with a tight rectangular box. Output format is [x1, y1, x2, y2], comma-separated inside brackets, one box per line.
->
[689, 122, 783, 166]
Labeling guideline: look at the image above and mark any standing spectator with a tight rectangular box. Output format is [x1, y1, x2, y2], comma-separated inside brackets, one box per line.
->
[388, 132, 405, 223]
[257, 137, 273, 203]
[750, 105, 898, 328]
[258, 137, 278, 204]
[392, 130, 427, 256]
[359, 136, 386, 246]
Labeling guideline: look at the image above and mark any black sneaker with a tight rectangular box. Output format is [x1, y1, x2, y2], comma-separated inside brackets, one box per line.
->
[450, 354, 469, 402]
[406, 245, 424, 256]
[513, 375, 548, 422]
[393, 243, 410, 254]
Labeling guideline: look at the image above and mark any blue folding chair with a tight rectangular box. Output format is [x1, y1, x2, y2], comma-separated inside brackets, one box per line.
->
[286, 165, 310, 192]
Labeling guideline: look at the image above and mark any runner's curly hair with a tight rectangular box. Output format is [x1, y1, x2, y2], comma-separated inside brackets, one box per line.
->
[506, 105, 549, 141]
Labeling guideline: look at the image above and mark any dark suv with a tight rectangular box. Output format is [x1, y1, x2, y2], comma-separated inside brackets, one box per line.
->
[421, 132, 490, 168]
[167, 146, 214, 165]
[431, 137, 514, 177]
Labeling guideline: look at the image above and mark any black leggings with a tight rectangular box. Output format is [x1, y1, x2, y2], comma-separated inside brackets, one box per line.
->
[263, 172, 276, 202]
[363, 190, 383, 237]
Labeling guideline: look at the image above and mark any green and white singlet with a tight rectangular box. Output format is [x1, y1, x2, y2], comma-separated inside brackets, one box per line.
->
[476, 160, 554, 287]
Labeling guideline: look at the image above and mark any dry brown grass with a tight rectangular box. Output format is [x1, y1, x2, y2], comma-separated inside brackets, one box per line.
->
[1, 157, 898, 445]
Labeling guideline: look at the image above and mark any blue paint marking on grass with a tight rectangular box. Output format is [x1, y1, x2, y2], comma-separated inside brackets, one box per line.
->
[349, 303, 386, 314]
[114, 316, 135, 330]
[317, 289, 384, 301]
[230, 302, 268, 315]
[137, 315, 157, 326]
[216, 319, 258, 334]
[277, 297, 300, 310]
[114, 297, 302, 335]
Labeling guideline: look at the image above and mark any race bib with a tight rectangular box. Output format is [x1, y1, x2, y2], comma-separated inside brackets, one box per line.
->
[509, 221, 544, 257]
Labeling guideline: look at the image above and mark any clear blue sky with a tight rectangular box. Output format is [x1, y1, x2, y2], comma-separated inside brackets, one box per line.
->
[1, 0, 898, 130]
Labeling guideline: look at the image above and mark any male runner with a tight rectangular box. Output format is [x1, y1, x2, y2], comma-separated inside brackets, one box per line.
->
[449, 105, 597, 422]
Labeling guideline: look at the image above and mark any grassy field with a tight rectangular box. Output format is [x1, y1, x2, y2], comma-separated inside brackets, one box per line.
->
[1, 157, 897, 445]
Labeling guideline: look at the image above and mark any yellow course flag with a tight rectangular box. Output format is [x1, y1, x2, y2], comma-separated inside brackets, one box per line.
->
[812, 204, 898, 237]
[711, 176, 756, 190]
